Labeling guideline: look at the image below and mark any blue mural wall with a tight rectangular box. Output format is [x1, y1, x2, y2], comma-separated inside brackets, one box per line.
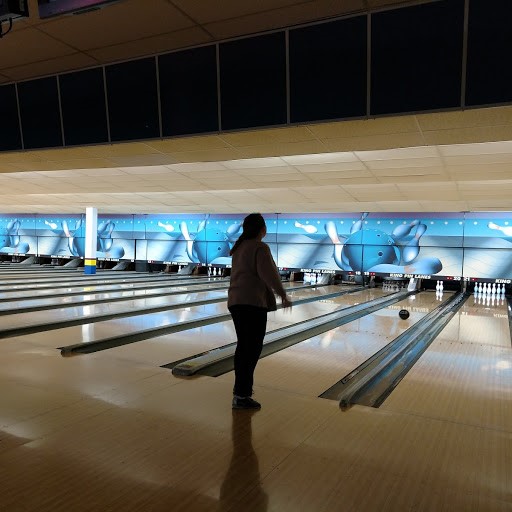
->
[1, 211, 512, 281]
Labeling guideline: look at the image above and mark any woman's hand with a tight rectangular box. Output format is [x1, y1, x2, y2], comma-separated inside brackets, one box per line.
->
[281, 295, 292, 310]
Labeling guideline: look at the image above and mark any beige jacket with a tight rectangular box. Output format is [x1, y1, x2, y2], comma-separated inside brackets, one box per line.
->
[227, 239, 287, 311]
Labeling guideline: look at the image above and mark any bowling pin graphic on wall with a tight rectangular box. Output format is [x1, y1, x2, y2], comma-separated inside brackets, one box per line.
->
[323, 213, 442, 276]
[0, 218, 30, 254]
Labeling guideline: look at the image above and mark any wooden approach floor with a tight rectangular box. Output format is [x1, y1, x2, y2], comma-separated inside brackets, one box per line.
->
[0, 288, 510, 511]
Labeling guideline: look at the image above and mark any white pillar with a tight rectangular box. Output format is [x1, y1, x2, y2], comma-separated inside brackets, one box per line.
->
[84, 207, 98, 275]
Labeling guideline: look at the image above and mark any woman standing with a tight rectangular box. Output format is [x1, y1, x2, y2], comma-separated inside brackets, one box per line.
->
[228, 213, 292, 410]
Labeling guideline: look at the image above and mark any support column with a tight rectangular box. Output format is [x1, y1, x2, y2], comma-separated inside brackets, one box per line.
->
[84, 207, 98, 275]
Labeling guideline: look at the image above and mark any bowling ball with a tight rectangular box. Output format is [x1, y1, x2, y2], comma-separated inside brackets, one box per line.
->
[343, 229, 399, 272]
[193, 228, 230, 264]
[399, 309, 410, 320]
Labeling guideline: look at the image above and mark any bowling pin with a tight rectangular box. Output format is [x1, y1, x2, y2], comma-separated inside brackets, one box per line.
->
[324, 221, 347, 270]
[440, 281, 443, 291]
[180, 221, 195, 261]
[370, 257, 443, 276]
[402, 223, 427, 264]
[488, 222, 512, 237]
[157, 221, 174, 232]
[197, 218, 207, 233]
[62, 220, 71, 238]
[226, 222, 242, 240]
[350, 212, 368, 234]
[295, 221, 318, 234]
[491, 283, 496, 295]
[392, 219, 419, 239]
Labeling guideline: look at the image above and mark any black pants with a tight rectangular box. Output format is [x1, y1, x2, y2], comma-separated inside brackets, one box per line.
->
[229, 305, 268, 398]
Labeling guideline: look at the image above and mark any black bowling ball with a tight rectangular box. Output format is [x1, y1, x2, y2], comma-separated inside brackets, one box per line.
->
[399, 309, 410, 320]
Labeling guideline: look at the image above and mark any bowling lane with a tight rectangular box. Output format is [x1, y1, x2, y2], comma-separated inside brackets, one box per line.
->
[0, 273, 193, 289]
[0, 280, 229, 311]
[0, 286, 235, 331]
[7, 284, 340, 348]
[232, 290, 453, 397]
[70, 287, 392, 367]
[0, 277, 212, 297]
[380, 296, 512, 431]
[17, 285, 365, 358]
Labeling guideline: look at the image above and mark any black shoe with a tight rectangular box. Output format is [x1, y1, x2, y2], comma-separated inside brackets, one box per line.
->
[232, 396, 261, 410]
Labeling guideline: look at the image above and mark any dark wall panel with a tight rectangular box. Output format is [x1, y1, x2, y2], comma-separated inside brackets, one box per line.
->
[0, 85, 22, 151]
[17, 77, 63, 149]
[159, 45, 218, 136]
[466, 0, 512, 106]
[290, 16, 367, 122]
[59, 68, 108, 146]
[220, 32, 287, 130]
[371, 0, 464, 115]
[106, 57, 159, 141]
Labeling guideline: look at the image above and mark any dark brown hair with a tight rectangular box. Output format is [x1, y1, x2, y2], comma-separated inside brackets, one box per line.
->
[229, 213, 266, 255]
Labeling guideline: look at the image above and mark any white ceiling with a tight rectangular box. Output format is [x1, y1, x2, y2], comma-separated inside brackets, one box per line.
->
[0, 0, 511, 215]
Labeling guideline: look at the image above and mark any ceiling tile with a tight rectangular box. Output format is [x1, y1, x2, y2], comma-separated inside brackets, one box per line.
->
[220, 126, 316, 147]
[377, 174, 446, 184]
[439, 140, 512, 156]
[0, 27, 76, 69]
[5, 53, 99, 82]
[166, 162, 227, 172]
[235, 166, 297, 177]
[87, 27, 210, 63]
[423, 126, 512, 146]
[417, 106, 512, 131]
[173, 0, 313, 25]
[323, 133, 427, 152]
[281, 152, 359, 165]
[82, 143, 160, 157]
[38, 0, 194, 51]
[308, 116, 419, 139]
[355, 146, 439, 161]
[222, 158, 288, 169]
[293, 162, 368, 173]
[369, 166, 446, 177]
[443, 154, 512, 166]
[236, 141, 326, 158]
[203, 0, 364, 40]
[147, 136, 229, 153]
[107, 154, 179, 167]
[168, 148, 245, 163]
[304, 170, 374, 182]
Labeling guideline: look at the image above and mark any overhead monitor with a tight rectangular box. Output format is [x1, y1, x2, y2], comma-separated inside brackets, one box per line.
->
[38, 0, 119, 18]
